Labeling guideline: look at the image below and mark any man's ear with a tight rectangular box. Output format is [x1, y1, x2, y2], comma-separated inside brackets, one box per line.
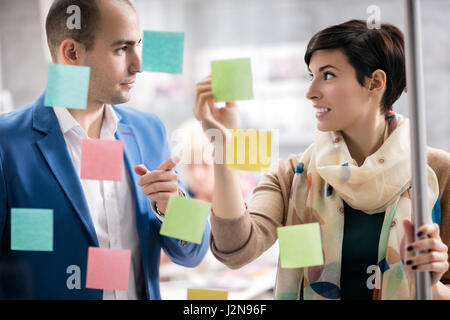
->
[367, 69, 386, 94]
[58, 39, 86, 65]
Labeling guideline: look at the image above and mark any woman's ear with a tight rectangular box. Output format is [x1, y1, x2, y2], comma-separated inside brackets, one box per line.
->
[367, 69, 387, 94]
[58, 39, 86, 65]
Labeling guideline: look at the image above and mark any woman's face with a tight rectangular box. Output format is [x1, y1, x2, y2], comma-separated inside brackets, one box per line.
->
[306, 49, 373, 132]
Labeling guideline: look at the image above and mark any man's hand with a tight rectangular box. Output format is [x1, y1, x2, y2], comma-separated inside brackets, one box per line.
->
[134, 156, 181, 214]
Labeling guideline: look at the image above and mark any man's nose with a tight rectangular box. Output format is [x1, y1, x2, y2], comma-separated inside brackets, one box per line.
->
[129, 48, 142, 74]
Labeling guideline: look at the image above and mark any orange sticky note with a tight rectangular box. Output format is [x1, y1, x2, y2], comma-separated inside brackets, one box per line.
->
[80, 139, 124, 181]
[85, 247, 131, 291]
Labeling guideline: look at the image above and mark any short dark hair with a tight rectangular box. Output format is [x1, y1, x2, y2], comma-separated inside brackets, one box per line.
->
[304, 19, 406, 114]
[45, 0, 135, 61]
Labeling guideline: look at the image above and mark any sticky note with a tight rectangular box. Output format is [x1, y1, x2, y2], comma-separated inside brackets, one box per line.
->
[187, 288, 228, 300]
[44, 64, 90, 109]
[277, 223, 324, 269]
[159, 195, 210, 244]
[80, 139, 124, 181]
[211, 58, 253, 102]
[142, 30, 184, 73]
[85, 247, 131, 291]
[226, 129, 272, 172]
[11, 208, 53, 251]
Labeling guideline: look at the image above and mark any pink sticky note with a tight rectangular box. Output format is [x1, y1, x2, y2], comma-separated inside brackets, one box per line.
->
[85, 247, 131, 291]
[80, 139, 124, 181]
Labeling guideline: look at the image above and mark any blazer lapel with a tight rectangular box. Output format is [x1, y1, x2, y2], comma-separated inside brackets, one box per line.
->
[33, 101, 99, 246]
[115, 121, 143, 191]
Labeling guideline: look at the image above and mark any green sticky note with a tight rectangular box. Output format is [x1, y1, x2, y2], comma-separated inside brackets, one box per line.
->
[159, 195, 210, 244]
[142, 30, 184, 74]
[277, 223, 323, 269]
[44, 64, 90, 109]
[11, 208, 53, 251]
[211, 58, 254, 102]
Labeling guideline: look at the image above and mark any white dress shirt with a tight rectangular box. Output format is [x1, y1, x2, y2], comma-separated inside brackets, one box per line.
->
[53, 106, 146, 300]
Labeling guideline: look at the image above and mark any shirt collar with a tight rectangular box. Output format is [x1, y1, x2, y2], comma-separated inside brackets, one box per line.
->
[52, 105, 119, 138]
[52, 106, 80, 134]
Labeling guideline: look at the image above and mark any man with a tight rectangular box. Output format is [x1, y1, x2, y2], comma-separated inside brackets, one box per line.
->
[0, 0, 209, 299]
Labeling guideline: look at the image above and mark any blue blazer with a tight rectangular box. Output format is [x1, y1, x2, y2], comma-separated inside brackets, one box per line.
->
[0, 93, 210, 299]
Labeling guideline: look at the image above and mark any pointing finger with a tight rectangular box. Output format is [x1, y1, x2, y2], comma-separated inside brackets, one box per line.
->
[157, 156, 180, 171]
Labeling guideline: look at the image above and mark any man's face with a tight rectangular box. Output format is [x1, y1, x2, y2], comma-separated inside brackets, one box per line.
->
[82, 0, 141, 106]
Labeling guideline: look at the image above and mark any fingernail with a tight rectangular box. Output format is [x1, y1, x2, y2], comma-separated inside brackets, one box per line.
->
[417, 231, 423, 237]
[412, 266, 417, 270]
[406, 260, 412, 265]
[407, 246, 413, 251]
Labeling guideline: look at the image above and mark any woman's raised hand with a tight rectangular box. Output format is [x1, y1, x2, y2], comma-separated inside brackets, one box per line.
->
[192, 76, 240, 142]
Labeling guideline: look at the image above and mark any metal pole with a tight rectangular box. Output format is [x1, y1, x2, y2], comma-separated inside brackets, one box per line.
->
[404, 0, 432, 300]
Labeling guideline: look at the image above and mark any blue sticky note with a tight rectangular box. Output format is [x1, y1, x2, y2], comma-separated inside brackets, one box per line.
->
[142, 31, 184, 74]
[11, 208, 53, 251]
[44, 64, 90, 109]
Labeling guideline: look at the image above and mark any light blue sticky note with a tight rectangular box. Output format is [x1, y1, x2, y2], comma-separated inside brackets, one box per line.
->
[142, 31, 184, 74]
[44, 64, 90, 109]
[11, 208, 53, 251]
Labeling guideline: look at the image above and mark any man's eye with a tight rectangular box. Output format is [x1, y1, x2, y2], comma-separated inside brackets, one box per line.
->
[117, 46, 128, 52]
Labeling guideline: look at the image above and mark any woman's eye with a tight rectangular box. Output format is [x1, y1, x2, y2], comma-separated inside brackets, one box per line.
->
[307, 73, 314, 81]
[324, 72, 336, 80]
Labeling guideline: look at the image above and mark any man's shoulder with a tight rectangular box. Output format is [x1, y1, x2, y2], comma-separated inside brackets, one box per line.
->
[0, 103, 37, 150]
[0, 103, 34, 128]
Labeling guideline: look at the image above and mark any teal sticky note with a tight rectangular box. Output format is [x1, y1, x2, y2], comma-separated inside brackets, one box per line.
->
[44, 64, 90, 109]
[159, 195, 211, 244]
[11, 208, 53, 251]
[142, 31, 184, 74]
[277, 223, 324, 269]
[211, 58, 254, 102]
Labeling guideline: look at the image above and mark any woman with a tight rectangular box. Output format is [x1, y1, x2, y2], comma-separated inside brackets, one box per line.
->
[193, 20, 450, 300]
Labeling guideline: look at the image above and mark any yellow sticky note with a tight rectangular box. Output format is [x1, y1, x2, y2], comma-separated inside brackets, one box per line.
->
[187, 288, 228, 300]
[226, 129, 272, 172]
[277, 223, 324, 269]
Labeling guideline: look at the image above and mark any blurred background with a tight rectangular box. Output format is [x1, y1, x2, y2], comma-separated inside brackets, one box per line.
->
[1, 0, 449, 299]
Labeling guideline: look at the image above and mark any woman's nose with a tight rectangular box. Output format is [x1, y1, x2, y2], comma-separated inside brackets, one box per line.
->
[306, 81, 321, 101]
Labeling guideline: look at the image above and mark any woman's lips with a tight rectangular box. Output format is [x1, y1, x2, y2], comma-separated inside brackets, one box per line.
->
[314, 106, 331, 119]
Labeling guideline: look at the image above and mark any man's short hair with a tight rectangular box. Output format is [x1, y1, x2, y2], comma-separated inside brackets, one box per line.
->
[45, 0, 135, 61]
